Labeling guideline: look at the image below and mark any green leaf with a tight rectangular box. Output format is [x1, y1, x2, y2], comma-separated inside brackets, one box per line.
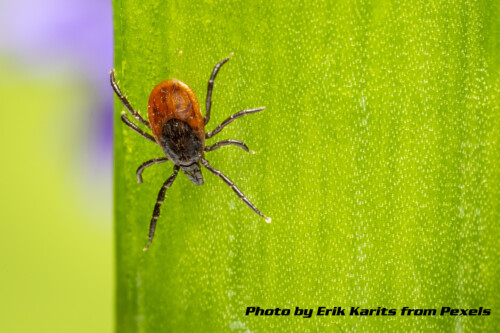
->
[114, 0, 500, 331]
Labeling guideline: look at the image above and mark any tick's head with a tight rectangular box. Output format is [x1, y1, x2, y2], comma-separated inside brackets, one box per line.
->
[181, 162, 204, 186]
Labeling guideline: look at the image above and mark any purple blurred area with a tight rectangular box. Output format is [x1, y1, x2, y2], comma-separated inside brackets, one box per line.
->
[0, 1, 111, 68]
[0, 0, 113, 173]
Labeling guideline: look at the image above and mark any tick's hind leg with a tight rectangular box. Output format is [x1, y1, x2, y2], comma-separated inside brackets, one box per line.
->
[204, 53, 233, 126]
[204, 139, 253, 153]
[120, 112, 156, 143]
[110, 69, 151, 129]
[136, 157, 169, 183]
[144, 165, 180, 251]
[205, 107, 266, 139]
[200, 158, 270, 223]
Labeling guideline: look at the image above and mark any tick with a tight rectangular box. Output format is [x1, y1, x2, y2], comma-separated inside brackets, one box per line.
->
[111, 54, 271, 250]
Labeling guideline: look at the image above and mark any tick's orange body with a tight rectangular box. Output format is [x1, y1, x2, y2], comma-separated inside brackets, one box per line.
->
[145, 79, 206, 184]
[147, 79, 205, 148]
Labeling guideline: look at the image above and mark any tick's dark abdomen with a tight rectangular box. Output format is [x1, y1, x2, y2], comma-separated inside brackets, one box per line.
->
[161, 119, 202, 165]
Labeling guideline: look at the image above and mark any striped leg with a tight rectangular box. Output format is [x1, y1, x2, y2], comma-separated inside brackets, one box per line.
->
[200, 158, 270, 223]
[120, 112, 156, 143]
[204, 139, 253, 153]
[143, 165, 180, 251]
[136, 157, 169, 183]
[110, 69, 150, 128]
[204, 53, 233, 125]
[205, 107, 266, 139]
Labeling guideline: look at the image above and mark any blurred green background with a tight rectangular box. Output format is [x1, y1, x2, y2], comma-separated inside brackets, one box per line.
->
[0, 0, 113, 332]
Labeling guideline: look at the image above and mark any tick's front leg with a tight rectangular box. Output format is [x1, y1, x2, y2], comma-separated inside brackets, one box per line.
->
[204, 54, 233, 125]
[111, 69, 151, 129]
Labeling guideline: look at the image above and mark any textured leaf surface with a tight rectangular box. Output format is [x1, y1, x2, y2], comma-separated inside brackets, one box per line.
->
[114, 0, 500, 331]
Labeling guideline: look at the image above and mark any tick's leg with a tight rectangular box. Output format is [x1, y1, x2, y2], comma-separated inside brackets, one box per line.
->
[110, 69, 151, 129]
[205, 107, 265, 139]
[144, 165, 180, 251]
[204, 139, 253, 153]
[201, 158, 271, 223]
[136, 157, 169, 184]
[121, 112, 156, 143]
[204, 53, 233, 125]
